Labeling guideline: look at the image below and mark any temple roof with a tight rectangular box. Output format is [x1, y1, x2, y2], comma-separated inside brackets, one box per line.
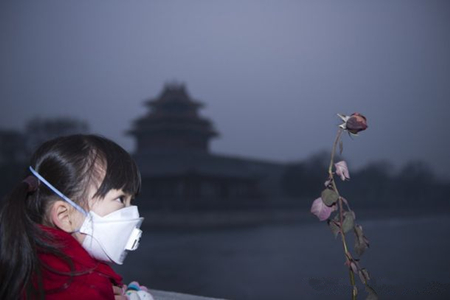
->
[128, 83, 219, 153]
[134, 151, 287, 196]
[145, 83, 203, 109]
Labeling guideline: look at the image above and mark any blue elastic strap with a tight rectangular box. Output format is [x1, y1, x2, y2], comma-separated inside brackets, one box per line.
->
[28, 166, 88, 216]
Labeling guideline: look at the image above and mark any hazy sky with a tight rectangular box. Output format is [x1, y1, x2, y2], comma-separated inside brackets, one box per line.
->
[1, 0, 449, 178]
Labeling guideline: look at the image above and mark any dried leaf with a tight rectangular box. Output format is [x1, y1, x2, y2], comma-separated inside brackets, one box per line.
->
[335, 161, 350, 181]
[342, 211, 355, 233]
[354, 224, 370, 256]
[350, 261, 358, 275]
[347, 210, 356, 221]
[321, 189, 339, 206]
[339, 140, 344, 155]
[365, 285, 378, 300]
[358, 268, 370, 284]
[340, 197, 352, 211]
[327, 218, 340, 238]
[311, 197, 336, 221]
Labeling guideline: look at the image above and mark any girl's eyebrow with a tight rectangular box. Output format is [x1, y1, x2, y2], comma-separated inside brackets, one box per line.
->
[116, 193, 129, 199]
[109, 191, 128, 201]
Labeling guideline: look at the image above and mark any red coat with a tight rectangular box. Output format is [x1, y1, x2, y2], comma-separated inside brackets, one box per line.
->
[36, 226, 123, 299]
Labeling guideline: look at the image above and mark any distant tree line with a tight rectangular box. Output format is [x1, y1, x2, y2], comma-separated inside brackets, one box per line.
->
[0, 117, 89, 198]
[281, 153, 450, 209]
[1, 117, 448, 210]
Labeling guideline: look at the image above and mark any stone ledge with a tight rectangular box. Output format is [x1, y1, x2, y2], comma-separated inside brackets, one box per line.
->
[151, 289, 227, 300]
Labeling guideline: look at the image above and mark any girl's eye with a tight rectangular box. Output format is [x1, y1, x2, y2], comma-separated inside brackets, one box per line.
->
[116, 196, 126, 204]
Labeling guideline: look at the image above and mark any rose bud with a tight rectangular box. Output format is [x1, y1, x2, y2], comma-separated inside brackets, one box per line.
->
[346, 113, 368, 134]
[338, 113, 368, 135]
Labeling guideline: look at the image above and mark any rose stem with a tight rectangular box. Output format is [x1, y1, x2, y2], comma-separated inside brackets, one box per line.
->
[328, 128, 357, 299]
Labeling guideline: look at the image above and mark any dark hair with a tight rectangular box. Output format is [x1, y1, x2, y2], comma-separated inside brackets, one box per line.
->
[0, 134, 141, 299]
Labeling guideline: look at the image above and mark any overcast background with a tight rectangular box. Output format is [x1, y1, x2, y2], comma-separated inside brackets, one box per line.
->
[1, 0, 449, 178]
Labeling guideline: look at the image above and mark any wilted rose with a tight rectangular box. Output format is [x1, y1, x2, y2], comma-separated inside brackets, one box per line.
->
[346, 113, 368, 134]
[338, 113, 368, 135]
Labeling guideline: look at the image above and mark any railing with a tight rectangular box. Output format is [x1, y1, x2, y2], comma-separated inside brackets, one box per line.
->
[151, 289, 227, 300]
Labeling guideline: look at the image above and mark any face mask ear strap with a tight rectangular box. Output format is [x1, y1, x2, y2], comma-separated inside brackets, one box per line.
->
[28, 166, 88, 217]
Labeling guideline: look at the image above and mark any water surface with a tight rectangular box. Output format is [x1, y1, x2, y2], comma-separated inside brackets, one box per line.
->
[115, 213, 450, 299]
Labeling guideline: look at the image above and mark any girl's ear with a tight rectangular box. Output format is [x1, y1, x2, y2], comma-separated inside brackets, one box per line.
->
[50, 201, 76, 232]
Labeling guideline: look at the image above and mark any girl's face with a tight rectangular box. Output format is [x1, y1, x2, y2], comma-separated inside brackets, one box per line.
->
[71, 183, 134, 244]
[89, 188, 133, 217]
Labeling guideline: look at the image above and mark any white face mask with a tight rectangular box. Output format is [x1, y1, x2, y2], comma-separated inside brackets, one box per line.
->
[28, 166, 144, 265]
[79, 206, 144, 265]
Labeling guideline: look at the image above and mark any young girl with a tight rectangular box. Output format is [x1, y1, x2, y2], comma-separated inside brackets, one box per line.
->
[0, 134, 152, 299]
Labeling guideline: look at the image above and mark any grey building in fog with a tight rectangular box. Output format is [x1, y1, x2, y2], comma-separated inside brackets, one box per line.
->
[128, 83, 286, 210]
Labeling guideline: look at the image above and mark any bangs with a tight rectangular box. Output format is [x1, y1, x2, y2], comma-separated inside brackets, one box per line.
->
[91, 137, 141, 199]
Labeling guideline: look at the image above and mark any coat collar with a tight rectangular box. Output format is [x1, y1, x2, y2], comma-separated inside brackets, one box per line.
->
[38, 225, 123, 285]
